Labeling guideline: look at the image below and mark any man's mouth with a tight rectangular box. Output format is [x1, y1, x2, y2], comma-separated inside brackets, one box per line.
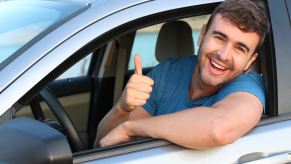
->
[210, 59, 228, 71]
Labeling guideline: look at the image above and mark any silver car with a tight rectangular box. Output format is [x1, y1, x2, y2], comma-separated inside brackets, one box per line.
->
[0, 0, 291, 163]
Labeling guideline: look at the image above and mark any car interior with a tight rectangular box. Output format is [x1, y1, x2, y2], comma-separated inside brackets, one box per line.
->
[13, 4, 272, 153]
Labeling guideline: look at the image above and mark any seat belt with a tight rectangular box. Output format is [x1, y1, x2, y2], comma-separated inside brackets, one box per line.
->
[113, 33, 135, 105]
[113, 45, 127, 104]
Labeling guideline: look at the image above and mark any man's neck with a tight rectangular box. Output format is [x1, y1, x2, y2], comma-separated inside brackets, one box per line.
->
[188, 65, 221, 101]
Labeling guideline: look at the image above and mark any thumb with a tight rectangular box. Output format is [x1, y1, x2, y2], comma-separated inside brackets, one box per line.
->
[134, 54, 142, 75]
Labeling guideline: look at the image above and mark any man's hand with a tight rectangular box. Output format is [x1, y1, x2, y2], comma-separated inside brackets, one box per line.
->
[117, 54, 154, 112]
[95, 54, 152, 146]
[99, 122, 132, 147]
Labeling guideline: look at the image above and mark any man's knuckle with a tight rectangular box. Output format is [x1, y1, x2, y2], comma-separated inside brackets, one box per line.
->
[148, 86, 153, 92]
[146, 94, 150, 99]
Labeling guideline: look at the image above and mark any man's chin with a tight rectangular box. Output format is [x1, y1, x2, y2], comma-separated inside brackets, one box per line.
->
[204, 81, 223, 87]
[201, 76, 224, 87]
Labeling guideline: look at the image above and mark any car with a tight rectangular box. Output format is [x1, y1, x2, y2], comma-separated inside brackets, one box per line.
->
[0, 0, 291, 163]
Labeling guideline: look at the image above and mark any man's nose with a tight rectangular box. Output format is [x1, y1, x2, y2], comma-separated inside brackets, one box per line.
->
[217, 44, 232, 61]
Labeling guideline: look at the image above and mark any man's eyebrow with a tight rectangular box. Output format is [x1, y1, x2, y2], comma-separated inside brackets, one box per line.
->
[212, 31, 227, 38]
[213, 30, 250, 53]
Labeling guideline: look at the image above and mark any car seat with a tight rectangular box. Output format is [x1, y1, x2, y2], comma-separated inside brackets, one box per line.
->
[155, 20, 195, 62]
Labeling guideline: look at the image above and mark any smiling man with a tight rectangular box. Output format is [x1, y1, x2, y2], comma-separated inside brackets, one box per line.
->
[95, 0, 270, 149]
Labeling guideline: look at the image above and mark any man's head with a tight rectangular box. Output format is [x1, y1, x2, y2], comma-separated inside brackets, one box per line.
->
[196, 0, 270, 88]
[205, 0, 269, 48]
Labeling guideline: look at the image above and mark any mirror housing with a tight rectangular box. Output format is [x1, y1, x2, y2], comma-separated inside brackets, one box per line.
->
[0, 117, 72, 163]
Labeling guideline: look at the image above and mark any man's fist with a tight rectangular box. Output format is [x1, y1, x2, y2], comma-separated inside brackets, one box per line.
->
[118, 54, 154, 112]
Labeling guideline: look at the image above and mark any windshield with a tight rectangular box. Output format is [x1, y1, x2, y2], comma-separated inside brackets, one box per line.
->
[0, 0, 86, 67]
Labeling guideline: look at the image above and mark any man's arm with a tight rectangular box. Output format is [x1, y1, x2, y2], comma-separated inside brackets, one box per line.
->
[99, 92, 263, 149]
[94, 106, 151, 146]
[94, 54, 153, 146]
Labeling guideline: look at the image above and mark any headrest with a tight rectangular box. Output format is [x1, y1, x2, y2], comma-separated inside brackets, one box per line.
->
[155, 21, 194, 62]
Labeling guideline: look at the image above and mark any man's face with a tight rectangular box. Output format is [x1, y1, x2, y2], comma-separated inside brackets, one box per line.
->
[196, 14, 260, 87]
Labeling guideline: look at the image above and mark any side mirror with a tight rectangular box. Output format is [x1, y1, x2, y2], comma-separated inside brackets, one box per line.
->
[0, 117, 72, 163]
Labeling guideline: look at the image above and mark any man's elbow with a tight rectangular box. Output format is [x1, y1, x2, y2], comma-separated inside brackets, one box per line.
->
[210, 123, 238, 146]
[94, 124, 105, 147]
[183, 124, 238, 149]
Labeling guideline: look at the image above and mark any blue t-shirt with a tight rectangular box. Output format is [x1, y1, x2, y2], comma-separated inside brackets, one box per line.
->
[143, 56, 266, 116]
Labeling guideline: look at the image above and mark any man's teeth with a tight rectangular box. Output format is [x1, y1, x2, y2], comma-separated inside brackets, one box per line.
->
[210, 60, 227, 70]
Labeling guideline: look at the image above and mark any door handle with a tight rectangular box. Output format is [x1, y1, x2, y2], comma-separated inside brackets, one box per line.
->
[237, 151, 291, 163]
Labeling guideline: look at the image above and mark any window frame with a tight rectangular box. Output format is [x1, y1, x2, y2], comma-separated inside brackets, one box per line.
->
[69, 2, 244, 161]
[70, 1, 280, 161]
[267, 0, 291, 116]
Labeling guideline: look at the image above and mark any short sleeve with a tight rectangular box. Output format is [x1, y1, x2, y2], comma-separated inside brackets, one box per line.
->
[215, 72, 266, 110]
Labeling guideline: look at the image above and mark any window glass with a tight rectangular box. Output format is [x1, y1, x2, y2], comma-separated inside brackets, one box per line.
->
[57, 54, 91, 80]
[181, 15, 210, 55]
[129, 23, 162, 69]
[128, 15, 210, 70]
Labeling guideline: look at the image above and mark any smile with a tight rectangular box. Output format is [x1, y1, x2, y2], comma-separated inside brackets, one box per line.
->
[210, 59, 228, 71]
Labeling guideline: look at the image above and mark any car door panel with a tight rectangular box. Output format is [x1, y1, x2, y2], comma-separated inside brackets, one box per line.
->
[77, 119, 291, 163]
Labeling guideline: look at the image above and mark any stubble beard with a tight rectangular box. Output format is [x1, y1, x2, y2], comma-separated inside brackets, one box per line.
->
[198, 64, 225, 87]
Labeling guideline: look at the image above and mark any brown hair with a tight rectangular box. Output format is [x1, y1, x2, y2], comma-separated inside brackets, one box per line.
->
[205, 0, 270, 49]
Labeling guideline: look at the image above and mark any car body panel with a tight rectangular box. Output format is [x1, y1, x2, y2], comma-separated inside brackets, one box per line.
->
[77, 120, 291, 163]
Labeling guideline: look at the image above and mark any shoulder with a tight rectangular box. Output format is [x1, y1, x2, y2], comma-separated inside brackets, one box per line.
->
[215, 71, 266, 109]
[225, 72, 265, 90]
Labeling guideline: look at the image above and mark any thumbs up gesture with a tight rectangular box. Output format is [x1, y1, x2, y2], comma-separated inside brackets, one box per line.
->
[117, 54, 154, 112]
[134, 53, 143, 75]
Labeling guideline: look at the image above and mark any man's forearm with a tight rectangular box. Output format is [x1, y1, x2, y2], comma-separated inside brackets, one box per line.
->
[124, 105, 259, 149]
[95, 104, 130, 145]
[100, 107, 221, 148]
[100, 93, 262, 148]
[124, 107, 225, 149]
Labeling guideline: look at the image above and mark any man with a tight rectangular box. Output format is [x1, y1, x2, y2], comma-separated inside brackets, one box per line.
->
[95, 0, 270, 149]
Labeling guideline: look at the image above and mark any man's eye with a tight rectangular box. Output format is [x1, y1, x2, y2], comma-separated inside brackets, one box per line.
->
[214, 35, 224, 41]
[236, 46, 246, 54]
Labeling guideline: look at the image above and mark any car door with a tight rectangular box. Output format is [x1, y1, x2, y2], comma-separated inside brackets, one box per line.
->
[73, 0, 291, 163]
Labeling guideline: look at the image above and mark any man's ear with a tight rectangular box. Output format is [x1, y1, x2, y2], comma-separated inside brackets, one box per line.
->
[244, 53, 258, 71]
[198, 24, 206, 47]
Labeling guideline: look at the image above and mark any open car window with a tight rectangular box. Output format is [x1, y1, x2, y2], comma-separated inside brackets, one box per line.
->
[128, 15, 210, 70]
